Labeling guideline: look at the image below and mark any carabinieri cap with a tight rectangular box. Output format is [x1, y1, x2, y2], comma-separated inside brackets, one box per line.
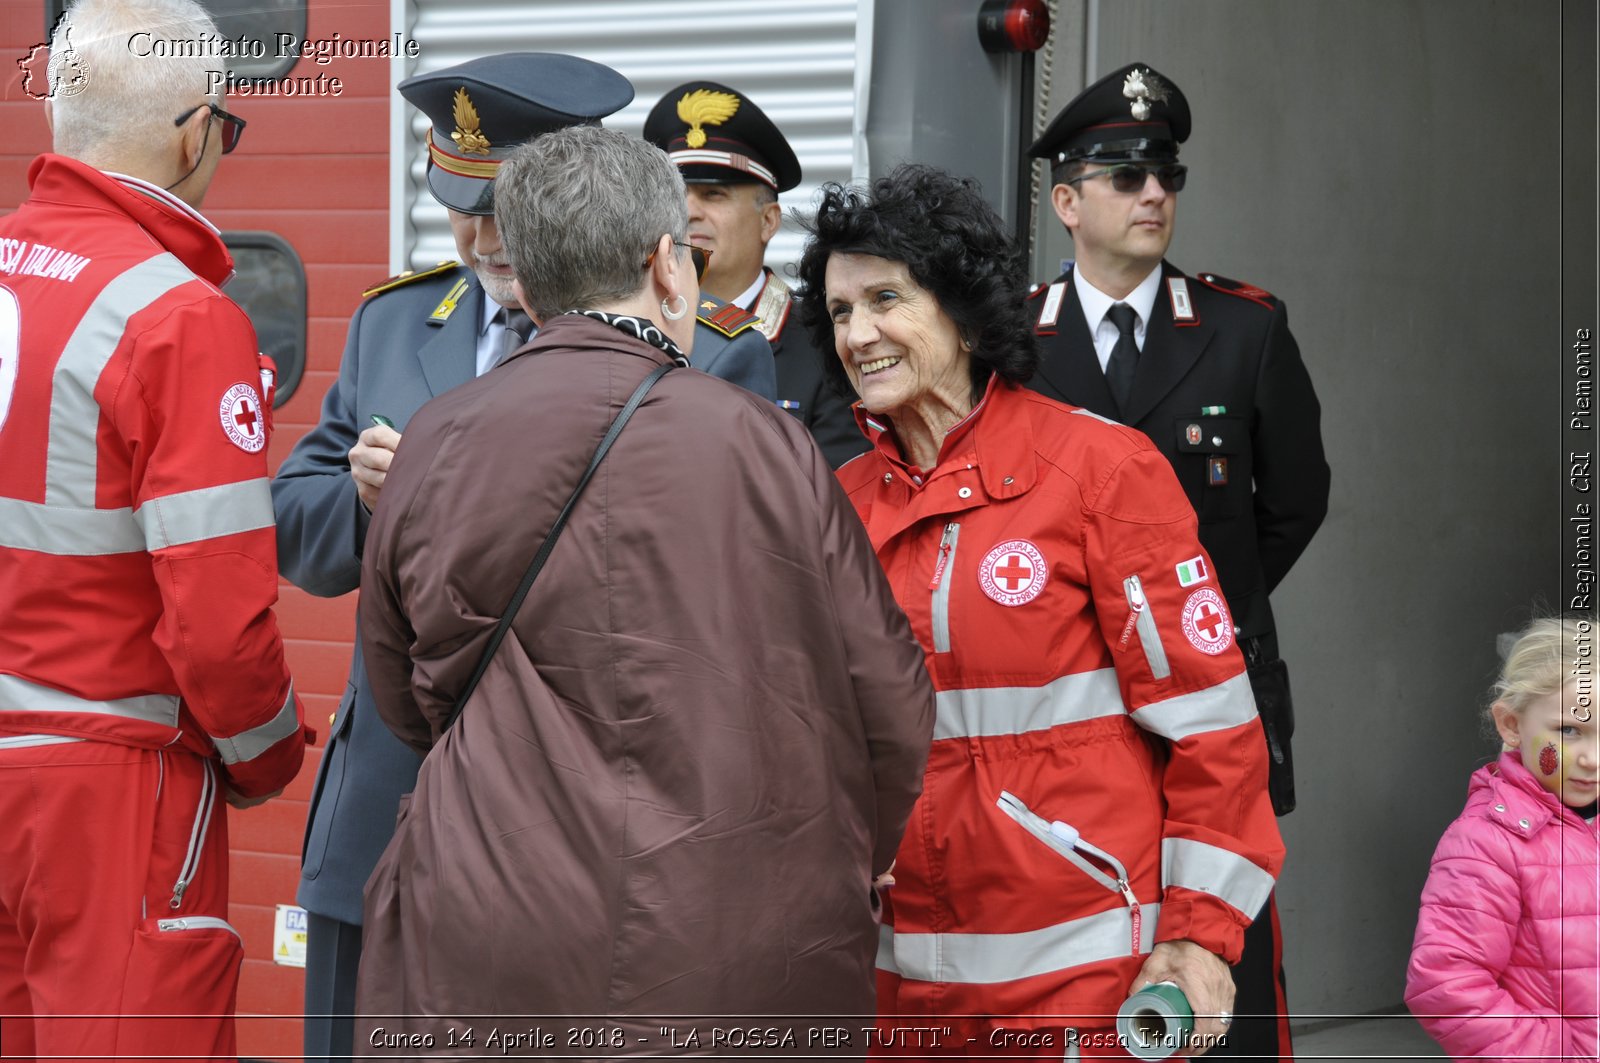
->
[642, 80, 802, 193]
[399, 52, 634, 215]
[1028, 61, 1191, 166]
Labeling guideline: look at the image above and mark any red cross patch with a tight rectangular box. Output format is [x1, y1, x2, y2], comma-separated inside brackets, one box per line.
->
[979, 539, 1047, 607]
[219, 382, 266, 453]
[1181, 587, 1233, 655]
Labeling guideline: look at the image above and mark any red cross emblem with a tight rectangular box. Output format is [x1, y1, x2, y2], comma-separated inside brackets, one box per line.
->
[993, 554, 1032, 591]
[233, 399, 259, 437]
[980, 539, 1046, 607]
[1181, 587, 1233, 655]
[219, 382, 266, 453]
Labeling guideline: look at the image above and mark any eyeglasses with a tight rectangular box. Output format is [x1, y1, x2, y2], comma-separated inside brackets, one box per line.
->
[173, 102, 247, 155]
[1066, 163, 1187, 195]
[644, 241, 713, 282]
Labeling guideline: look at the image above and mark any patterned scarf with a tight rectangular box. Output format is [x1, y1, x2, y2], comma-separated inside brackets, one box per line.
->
[566, 309, 690, 366]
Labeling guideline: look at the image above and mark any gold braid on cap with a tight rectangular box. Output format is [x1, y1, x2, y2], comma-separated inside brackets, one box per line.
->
[677, 89, 740, 149]
[451, 87, 491, 155]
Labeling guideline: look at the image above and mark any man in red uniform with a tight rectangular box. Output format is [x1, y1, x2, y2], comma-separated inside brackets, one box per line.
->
[0, 2, 308, 1059]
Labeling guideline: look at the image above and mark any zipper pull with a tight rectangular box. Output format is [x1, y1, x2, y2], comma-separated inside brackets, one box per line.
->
[1119, 576, 1146, 649]
[928, 523, 957, 590]
[1118, 879, 1142, 954]
[170, 880, 188, 910]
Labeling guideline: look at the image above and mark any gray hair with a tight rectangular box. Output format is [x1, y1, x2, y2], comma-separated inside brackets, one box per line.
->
[50, 0, 224, 166]
[494, 125, 689, 319]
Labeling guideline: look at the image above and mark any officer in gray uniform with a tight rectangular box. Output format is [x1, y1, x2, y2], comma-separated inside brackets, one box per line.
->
[273, 52, 773, 1063]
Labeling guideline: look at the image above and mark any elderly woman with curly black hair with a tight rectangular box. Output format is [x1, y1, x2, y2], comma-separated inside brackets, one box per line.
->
[797, 164, 1284, 1057]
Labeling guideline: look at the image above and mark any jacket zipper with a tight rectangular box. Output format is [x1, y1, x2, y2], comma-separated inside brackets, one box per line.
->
[157, 916, 242, 942]
[1123, 575, 1171, 679]
[929, 522, 961, 653]
[170, 759, 217, 910]
[997, 791, 1144, 955]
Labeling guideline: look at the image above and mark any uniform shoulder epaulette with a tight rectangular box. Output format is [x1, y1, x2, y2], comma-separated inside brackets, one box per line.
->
[1194, 272, 1278, 310]
[361, 260, 461, 299]
[696, 296, 760, 339]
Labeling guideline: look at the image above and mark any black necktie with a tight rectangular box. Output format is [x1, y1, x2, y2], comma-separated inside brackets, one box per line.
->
[496, 308, 534, 365]
[1105, 302, 1140, 413]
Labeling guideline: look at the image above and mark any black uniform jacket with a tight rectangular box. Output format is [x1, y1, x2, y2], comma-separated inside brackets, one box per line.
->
[753, 268, 869, 468]
[1027, 261, 1330, 643]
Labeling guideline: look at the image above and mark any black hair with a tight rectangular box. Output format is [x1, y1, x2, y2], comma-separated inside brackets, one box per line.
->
[795, 163, 1038, 400]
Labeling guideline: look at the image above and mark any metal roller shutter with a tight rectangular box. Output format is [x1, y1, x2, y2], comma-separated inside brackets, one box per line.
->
[395, 0, 862, 282]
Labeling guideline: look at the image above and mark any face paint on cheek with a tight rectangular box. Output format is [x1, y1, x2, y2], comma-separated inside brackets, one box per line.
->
[1538, 742, 1560, 777]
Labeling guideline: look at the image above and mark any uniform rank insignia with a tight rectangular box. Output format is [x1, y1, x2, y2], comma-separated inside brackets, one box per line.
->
[451, 88, 491, 155]
[427, 278, 470, 323]
[696, 297, 759, 338]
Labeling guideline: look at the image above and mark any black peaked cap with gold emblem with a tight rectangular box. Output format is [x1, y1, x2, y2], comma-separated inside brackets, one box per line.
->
[1028, 61, 1191, 165]
[398, 52, 634, 215]
[642, 80, 801, 193]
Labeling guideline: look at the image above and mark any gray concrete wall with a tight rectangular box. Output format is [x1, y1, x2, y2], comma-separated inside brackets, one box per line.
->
[1026, 0, 1564, 1017]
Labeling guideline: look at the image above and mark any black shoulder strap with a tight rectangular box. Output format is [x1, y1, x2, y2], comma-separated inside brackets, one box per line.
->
[442, 361, 674, 733]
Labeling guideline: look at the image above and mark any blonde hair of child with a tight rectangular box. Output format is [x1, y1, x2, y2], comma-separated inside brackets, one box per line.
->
[1491, 616, 1594, 720]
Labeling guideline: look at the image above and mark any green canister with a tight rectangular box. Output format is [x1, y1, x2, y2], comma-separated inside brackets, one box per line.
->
[1115, 981, 1194, 1060]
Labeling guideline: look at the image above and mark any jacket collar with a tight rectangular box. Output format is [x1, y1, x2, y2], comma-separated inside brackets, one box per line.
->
[505, 311, 676, 369]
[852, 378, 1040, 541]
[26, 154, 234, 287]
[1476, 751, 1589, 837]
[1033, 261, 1215, 425]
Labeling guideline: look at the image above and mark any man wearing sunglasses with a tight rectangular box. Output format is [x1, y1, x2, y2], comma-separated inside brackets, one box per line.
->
[644, 80, 867, 468]
[1025, 62, 1329, 1063]
[0, 1, 308, 1060]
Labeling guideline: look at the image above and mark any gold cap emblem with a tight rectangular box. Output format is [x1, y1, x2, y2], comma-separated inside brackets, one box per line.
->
[676, 89, 740, 150]
[450, 87, 491, 155]
[1122, 67, 1169, 122]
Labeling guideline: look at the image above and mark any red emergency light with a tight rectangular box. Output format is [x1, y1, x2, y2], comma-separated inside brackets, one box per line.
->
[977, 0, 1050, 53]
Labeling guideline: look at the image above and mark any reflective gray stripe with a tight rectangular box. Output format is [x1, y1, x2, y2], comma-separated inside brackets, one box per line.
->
[877, 902, 1160, 984]
[934, 670, 1123, 741]
[210, 681, 297, 765]
[47, 253, 196, 506]
[1162, 837, 1275, 921]
[1132, 672, 1256, 742]
[0, 734, 85, 749]
[134, 479, 275, 550]
[0, 498, 143, 555]
[930, 522, 960, 654]
[0, 672, 179, 728]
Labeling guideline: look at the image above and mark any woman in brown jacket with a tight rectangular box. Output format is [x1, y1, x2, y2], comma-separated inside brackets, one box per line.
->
[352, 125, 933, 1051]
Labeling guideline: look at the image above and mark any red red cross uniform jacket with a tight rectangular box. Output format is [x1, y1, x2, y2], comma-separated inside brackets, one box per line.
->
[836, 379, 1284, 1024]
[0, 155, 305, 797]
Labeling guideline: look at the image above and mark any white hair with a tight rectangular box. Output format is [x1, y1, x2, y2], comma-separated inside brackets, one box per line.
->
[49, 0, 224, 166]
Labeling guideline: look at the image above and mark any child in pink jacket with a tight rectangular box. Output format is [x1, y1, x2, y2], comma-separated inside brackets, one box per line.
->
[1406, 616, 1600, 1061]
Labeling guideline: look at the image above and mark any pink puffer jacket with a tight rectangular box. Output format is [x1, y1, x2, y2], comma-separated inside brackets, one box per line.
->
[1406, 752, 1599, 1061]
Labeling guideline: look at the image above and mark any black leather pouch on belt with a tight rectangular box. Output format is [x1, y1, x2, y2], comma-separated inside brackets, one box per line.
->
[1247, 656, 1296, 816]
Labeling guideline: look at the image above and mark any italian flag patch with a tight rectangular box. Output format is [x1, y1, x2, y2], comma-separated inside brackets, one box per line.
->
[1175, 556, 1209, 587]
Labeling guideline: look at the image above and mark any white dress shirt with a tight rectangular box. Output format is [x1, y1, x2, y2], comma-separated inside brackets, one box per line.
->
[1072, 264, 1163, 372]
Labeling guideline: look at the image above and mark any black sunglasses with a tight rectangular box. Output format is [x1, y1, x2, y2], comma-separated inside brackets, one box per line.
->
[173, 102, 246, 155]
[644, 241, 713, 282]
[1067, 163, 1187, 195]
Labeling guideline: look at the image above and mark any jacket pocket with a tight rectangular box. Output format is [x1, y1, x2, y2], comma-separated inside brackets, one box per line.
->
[929, 522, 961, 653]
[1122, 575, 1171, 679]
[114, 914, 244, 1057]
[1172, 415, 1247, 522]
[168, 757, 218, 911]
[997, 791, 1146, 957]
